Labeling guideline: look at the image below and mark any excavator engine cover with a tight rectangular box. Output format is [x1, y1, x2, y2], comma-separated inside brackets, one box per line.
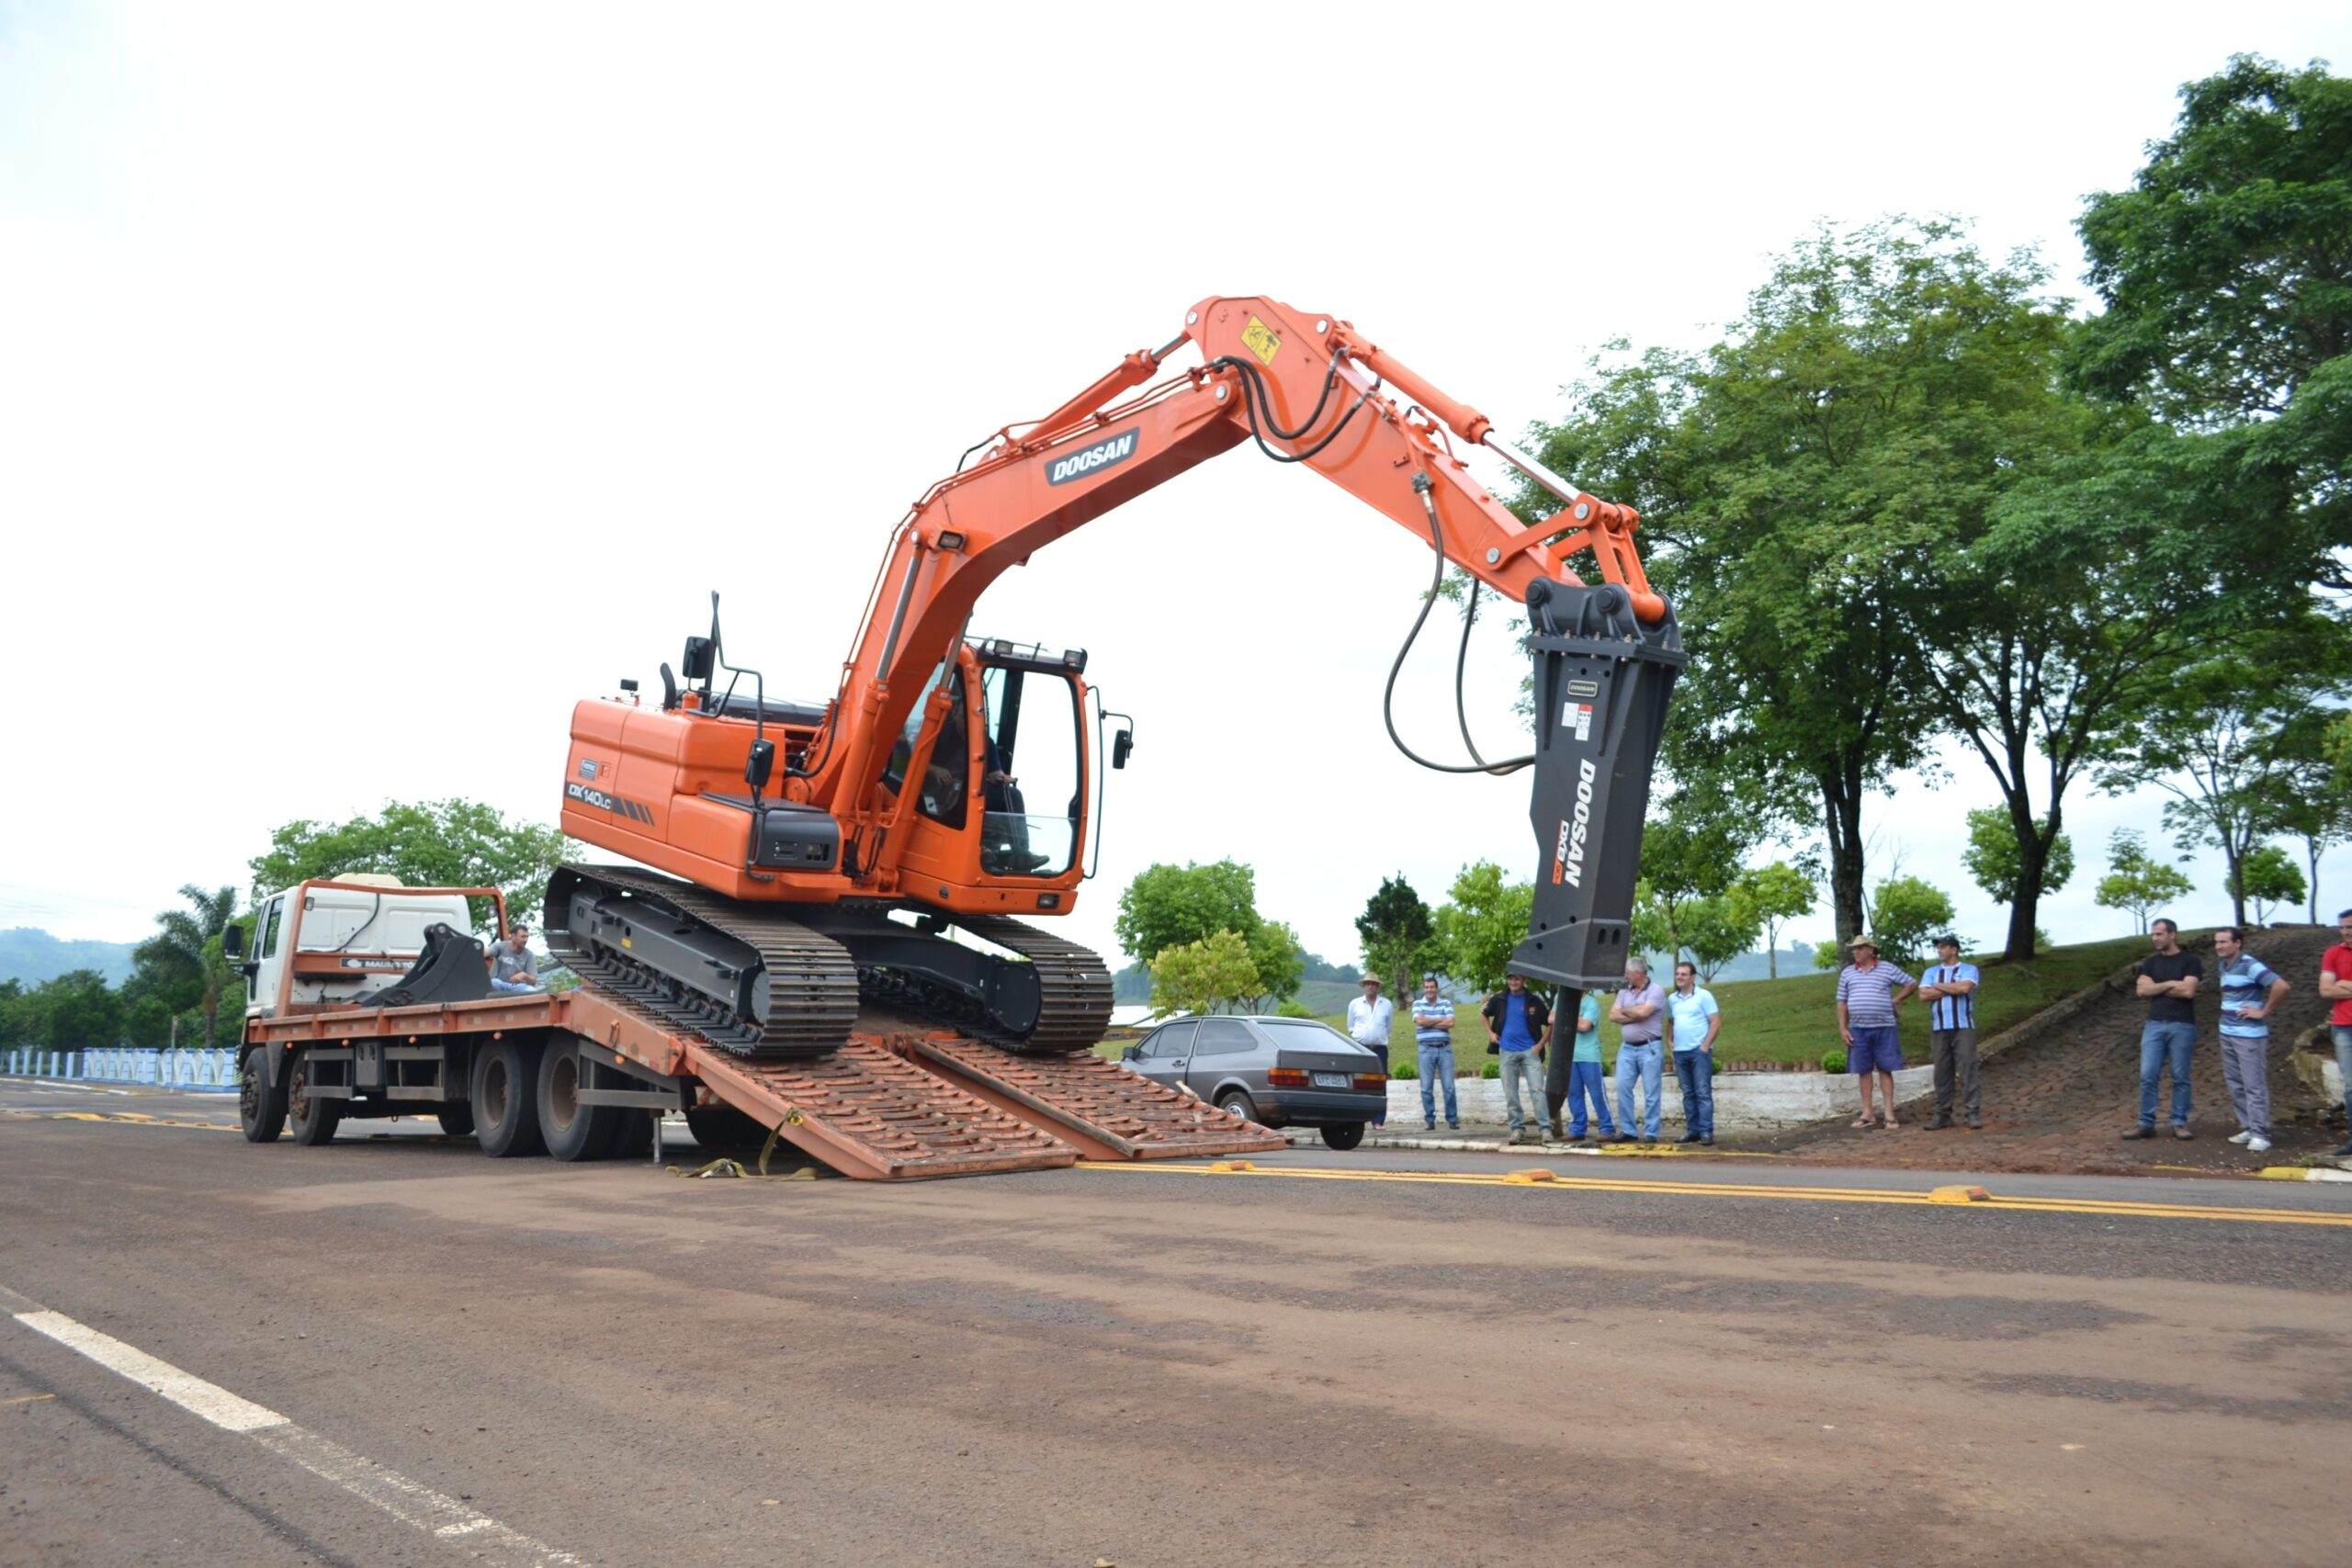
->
[1510, 580, 1686, 992]
[360, 922, 496, 1010]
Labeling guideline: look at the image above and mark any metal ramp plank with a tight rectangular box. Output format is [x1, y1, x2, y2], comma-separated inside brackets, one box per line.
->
[892, 1034, 1289, 1161]
[688, 1040, 1075, 1181]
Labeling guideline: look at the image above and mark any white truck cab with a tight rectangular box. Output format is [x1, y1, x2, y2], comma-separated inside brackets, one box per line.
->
[241, 875, 477, 1018]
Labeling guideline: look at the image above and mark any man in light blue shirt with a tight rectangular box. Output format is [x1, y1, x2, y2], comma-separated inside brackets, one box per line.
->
[1411, 976, 1458, 1132]
[1665, 962, 1721, 1145]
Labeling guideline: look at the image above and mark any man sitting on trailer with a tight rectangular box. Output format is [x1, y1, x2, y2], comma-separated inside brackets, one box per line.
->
[486, 925, 542, 994]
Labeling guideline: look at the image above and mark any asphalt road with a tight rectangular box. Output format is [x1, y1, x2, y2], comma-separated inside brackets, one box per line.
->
[4, 1080, 2349, 1568]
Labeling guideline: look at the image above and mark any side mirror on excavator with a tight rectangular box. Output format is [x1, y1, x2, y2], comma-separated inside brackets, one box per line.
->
[681, 636, 716, 684]
[1112, 727, 1134, 770]
[745, 739, 775, 794]
[221, 924, 246, 962]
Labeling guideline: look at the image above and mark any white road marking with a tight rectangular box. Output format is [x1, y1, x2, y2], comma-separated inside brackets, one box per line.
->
[8, 1296, 584, 1566]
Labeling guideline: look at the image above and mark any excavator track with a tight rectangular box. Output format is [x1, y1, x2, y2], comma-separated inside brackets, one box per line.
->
[844, 911, 1114, 1055]
[546, 864, 858, 1059]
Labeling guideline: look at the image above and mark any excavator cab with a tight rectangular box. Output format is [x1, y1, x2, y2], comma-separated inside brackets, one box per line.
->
[886, 638, 1093, 904]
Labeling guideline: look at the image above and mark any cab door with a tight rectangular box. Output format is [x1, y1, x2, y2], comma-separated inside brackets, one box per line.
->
[1128, 1021, 1197, 1089]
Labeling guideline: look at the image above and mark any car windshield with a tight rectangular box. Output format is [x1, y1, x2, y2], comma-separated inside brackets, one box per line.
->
[1255, 1019, 1362, 1051]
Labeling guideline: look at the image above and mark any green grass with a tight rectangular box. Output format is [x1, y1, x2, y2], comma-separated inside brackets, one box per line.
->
[1306, 935, 2154, 1072]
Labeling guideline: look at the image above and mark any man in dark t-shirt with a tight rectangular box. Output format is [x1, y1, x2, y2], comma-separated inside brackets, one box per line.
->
[2125, 918, 2203, 1140]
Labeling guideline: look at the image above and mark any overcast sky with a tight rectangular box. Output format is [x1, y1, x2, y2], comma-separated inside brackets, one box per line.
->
[3, 1, 2347, 971]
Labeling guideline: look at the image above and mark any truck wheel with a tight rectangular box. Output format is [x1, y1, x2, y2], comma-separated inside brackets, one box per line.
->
[537, 1037, 615, 1163]
[1319, 1122, 1366, 1152]
[239, 1051, 286, 1144]
[287, 1055, 343, 1146]
[472, 1036, 546, 1158]
[685, 1104, 766, 1150]
[435, 1104, 476, 1139]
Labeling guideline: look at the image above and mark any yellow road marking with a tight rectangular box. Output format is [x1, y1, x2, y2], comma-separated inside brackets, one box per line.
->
[1077, 1161, 2352, 1227]
[4, 1393, 57, 1404]
[2, 1110, 238, 1133]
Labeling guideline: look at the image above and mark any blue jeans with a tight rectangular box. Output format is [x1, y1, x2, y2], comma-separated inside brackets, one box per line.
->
[1615, 1040, 1663, 1138]
[489, 976, 540, 995]
[2334, 1026, 2352, 1117]
[1566, 1059, 1614, 1138]
[1418, 1044, 1457, 1125]
[1673, 1049, 1713, 1138]
[2138, 1020, 2197, 1128]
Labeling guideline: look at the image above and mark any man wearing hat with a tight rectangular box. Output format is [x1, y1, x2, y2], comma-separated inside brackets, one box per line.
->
[1346, 974, 1396, 1129]
[1836, 934, 1917, 1129]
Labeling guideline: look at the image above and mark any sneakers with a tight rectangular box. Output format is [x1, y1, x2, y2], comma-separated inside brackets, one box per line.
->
[1922, 1117, 1952, 1131]
[2120, 1125, 2155, 1141]
[2227, 1130, 2253, 1145]
[1640, 1135, 1657, 1145]
[2173, 1125, 2193, 1141]
[2247, 1134, 2272, 1153]
[1503, 1129, 1524, 1146]
[1676, 1132, 1702, 1145]
[1701, 1134, 1714, 1146]
[1967, 1117, 1984, 1130]
[1611, 1133, 1636, 1145]
[1424, 1122, 1438, 1132]
[1447, 1122, 1461, 1132]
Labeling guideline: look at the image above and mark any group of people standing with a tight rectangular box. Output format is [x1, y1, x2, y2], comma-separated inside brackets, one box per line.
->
[2127, 912, 2352, 1156]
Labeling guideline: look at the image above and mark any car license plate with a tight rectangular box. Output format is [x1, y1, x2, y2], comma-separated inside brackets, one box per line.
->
[1312, 1072, 1349, 1089]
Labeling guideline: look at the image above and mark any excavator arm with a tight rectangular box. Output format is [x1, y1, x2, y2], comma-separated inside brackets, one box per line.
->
[791, 294, 1683, 991]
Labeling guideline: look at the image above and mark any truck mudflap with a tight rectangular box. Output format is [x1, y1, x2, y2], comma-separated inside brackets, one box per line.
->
[685, 1039, 1075, 1180]
[891, 1033, 1288, 1162]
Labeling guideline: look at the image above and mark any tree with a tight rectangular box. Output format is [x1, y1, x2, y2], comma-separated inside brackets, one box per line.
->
[1523, 220, 2064, 942]
[2100, 637, 2352, 924]
[251, 800, 572, 932]
[1240, 920, 1305, 1013]
[1430, 861, 1535, 997]
[0, 979, 27, 1045]
[1679, 894, 1762, 983]
[1727, 861, 1815, 979]
[1870, 875, 1957, 967]
[1114, 860, 1261, 964]
[1961, 807, 2075, 908]
[1355, 874, 1435, 994]
[2263, 718, 2352, 923]
[32, 969, 123, 1051]
[1148, 930, 1260, 1019]
[2072, 56, 2352, 591]
[132, 884, 240, 1051]
[2240, 845, 2308, 926]
[2093, 829, 2195, 933]
[1626, 790, 1750, 968]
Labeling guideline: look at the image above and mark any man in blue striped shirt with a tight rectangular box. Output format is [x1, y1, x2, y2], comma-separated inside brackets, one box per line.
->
[2213, 926, 2290, 1155]
[1917, 935, 1981, 1130]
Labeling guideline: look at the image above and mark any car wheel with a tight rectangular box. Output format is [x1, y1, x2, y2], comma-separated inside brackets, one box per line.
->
[286, 1055, 342, 1146]
[239, 1051, 286, 1144]
[1320, 1122, 1366, 1152]
[471, 1035, 546, 1158]
[1215, 1089, 1257, 1124]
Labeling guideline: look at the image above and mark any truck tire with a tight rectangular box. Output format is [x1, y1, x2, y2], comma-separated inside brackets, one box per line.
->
[684, 1104, 766, 1151]
[239, 1051, 286, 1144]
[471, 1036, 545, 1158]
[537, 1036, 615, 1163]
[287, 1055, 343, 1146]
[435, 1104, 476, 1139]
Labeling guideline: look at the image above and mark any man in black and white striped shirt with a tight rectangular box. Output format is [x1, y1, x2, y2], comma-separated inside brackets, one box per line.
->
[1917, 935, 1981, 1130]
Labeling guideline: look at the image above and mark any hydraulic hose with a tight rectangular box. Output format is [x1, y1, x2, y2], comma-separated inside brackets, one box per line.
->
[1379, 475, 1536, 777]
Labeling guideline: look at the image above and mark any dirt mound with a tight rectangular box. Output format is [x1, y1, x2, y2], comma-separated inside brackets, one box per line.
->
[1763, 927, 2346, 1177]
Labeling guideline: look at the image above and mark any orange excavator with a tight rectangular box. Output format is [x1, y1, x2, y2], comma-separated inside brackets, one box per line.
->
[547, 294, 1681, 1071]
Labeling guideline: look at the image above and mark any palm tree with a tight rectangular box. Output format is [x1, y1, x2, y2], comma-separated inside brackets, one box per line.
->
[137, 885, 239, 1048]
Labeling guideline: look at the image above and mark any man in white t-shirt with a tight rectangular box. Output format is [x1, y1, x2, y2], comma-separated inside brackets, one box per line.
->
[1345, 975, 1395, 1128]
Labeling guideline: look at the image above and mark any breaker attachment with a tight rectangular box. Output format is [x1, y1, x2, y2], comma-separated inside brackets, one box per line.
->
[1509, 580, 1686, 994]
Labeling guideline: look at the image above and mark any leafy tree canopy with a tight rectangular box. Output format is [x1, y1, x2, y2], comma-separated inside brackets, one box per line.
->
[1961, 807, 2075, 907]
[1430, 861, 1535, 996]
[1148, 930, 1260, 1019]
[1355, 874, 1436, 994]
[2093, 829, 2195, 934]
[250, 799, 571, 933]
[1869, 875, 1958, 966]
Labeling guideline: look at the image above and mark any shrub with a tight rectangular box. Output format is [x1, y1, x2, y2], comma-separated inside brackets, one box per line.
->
[1479, 1060, 1501, 1078]
[1392, 1057, 1418, 1079]
[1274, 999, 1314, 1019]
[1821, 1049, 1849, 1073]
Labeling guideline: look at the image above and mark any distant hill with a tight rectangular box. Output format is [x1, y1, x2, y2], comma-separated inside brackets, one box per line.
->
[0, 928, 140, 988]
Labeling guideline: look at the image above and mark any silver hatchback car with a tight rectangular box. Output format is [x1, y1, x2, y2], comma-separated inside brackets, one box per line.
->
[1118, 1015, 1386, 1150]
